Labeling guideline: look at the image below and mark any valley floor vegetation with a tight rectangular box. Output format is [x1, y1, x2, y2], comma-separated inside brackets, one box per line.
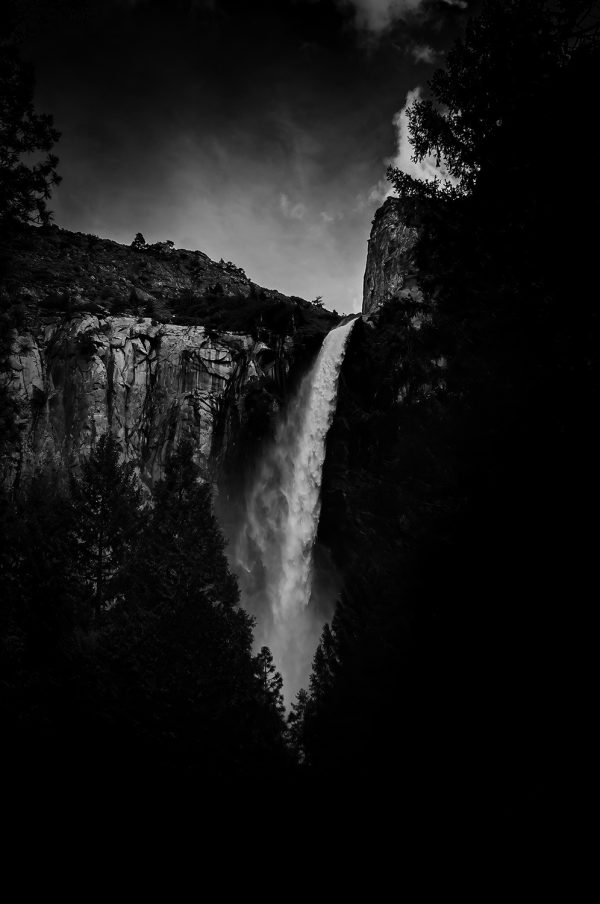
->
[0, 436, 292, 787]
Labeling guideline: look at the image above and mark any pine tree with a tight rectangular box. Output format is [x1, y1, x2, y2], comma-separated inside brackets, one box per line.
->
[0, 477, 73, 670]
[118, 440, 297, 772]
[308, 623, 338, 704]
[70, 434, 143, 616]
[131, 439, 241, 612]
[0, 28, 61, 226]
[121, 442, 252, 753]
[388, 1, 597, 208]
[287, 688, 310, 762]
[254, 646, 285, 717]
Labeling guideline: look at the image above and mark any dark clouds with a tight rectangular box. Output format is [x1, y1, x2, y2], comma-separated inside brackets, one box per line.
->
[18, 0, 472, 311]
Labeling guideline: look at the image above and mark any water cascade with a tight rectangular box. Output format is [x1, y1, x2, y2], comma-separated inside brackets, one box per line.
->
[233, 317, 356, 704]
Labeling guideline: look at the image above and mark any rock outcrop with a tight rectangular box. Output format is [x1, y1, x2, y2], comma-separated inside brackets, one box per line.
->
[2, 312, 291, 488]
[362, 197, 423, 316]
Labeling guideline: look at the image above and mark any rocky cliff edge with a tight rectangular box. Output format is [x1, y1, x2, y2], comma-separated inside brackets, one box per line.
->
[0, 225, 337, 487]
[362, 197, 424, 316]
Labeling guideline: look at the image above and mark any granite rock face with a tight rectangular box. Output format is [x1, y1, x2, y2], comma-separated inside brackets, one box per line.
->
[362, 197, 423, 316]
[0, 225, 340, 488]
[2, 313, 291, 488]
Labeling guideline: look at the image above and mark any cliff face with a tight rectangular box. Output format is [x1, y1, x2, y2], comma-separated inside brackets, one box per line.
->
[2, 312, 290, 488]
[0, 225, 335, 487]
[362, 197, 423, 316]
[321, 196, 444, 594]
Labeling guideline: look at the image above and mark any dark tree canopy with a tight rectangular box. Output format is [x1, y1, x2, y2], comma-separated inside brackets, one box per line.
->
[69, 434, 143, 615]
[295, 0, 599, 822]
[255, 645, 285, 717]
[388, 0, 599, 202]
[1, 438, 290, 789]
[0, 30, 61, 226]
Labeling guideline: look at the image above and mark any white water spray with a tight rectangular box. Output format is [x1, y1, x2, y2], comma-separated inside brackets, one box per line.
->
[233, 318, 356, 704]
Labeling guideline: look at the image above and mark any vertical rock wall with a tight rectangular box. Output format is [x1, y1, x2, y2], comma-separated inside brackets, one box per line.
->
[2, 313, 291, 488]
[362, 197, 423, 316]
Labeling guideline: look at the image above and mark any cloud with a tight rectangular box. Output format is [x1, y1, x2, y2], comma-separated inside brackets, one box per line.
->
[369, 86, 456, 202]
[320, 210, 345, 224]
[336, 0, 428, 34]
[280, 194, 307, 220]
[337, 0, 470, 34]
[410, 43, 439, 64]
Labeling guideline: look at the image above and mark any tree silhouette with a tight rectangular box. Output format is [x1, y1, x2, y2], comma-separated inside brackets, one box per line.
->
[255, 646, 285, 717]
[1, 439, 292, 783]
[0, 29, 61, 226]
[70, 434, 142, 616]
[297, 0, 599, 817]
[119, 440, 290, 772]
[287, 688, 310, 762]
[388, 0, 594, 202]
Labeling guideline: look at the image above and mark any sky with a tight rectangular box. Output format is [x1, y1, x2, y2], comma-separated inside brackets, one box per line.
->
[18, 0, 476, 312]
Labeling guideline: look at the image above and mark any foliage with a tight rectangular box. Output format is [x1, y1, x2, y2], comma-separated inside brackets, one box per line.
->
[388, 0, 594, 201]
[297, 0, 599, 816]
[147, 239, 175, 256]
[0, 31, 61, 226]
[69, 434, 143, 614]
[0, 437, 290, 786]
[173, 288, 337, 339]
[219, 258, 247, 279]
[125, 440, 241, 614]
[255, 646, 285, 717]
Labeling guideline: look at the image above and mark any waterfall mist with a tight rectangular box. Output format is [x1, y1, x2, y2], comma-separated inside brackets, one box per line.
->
[232, 318, 356, 705]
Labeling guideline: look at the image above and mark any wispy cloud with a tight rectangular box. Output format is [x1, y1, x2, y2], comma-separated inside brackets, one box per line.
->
[410, 43, 439, 64]
[280, 194, 307, 220]
[336, 0, 427, 34]
[336, 0, 469, 35]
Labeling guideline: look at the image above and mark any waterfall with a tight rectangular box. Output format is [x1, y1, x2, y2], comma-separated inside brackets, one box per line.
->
[233, 317, 356, 704]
